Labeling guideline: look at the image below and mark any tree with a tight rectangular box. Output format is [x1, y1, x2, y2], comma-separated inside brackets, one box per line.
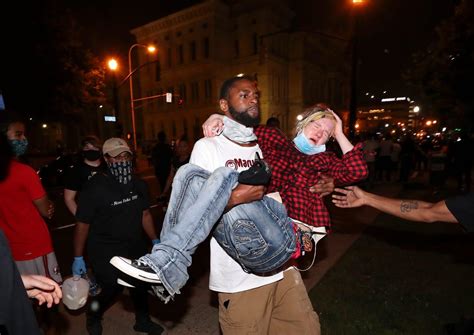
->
[404, 0, 474, 130]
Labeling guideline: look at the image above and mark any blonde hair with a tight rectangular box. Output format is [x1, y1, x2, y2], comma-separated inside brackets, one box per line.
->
[295, 104, 336, 135]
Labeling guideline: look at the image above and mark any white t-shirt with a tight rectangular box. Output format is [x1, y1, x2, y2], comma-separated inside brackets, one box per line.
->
[190, 135, 284, 293]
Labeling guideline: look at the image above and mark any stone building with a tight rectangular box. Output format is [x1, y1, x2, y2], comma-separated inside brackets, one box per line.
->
[124, 0, 350, 146]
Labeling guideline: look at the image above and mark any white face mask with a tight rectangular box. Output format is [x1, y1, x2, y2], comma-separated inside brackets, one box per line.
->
[293, 132, 326, 155]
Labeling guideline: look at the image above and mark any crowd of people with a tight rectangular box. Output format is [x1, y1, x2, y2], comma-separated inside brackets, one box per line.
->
[0, 74, 472, 335]
[359, 131, 473, 194]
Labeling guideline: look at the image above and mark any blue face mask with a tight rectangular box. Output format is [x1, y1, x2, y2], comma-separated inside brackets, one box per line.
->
[9, 139, 29, 157]
[293, 132, 326, 155]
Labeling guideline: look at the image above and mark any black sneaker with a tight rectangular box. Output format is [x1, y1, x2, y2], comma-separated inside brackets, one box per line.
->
[133, 319, 165, 335]
[238, 153, 272, 185]
[109, 257, 161, 284]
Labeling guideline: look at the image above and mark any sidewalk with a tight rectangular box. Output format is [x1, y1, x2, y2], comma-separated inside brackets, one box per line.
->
[53, 172, 404, 334]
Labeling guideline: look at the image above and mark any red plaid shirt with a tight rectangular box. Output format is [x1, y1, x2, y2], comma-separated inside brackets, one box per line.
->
[255, 125, 368, 231]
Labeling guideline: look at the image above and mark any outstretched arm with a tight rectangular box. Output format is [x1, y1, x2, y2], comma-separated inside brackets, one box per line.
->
[332, 186, 458, 223]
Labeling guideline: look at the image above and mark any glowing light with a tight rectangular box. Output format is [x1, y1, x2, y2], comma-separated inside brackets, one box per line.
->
[107, 58, 118, 71]
[296, 114, 303, 121]
[413, 106, 420, 113]
[42, 124, 47, 128]
[426, 120, 432, 126]
[385, 124, 389, 128]
[236, 73, 244, 77]
[147, 45, 156, 53]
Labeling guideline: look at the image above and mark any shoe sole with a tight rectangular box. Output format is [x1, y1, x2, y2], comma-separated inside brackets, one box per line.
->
[110, 257, 162, 284]
[117, 278, 135, 288]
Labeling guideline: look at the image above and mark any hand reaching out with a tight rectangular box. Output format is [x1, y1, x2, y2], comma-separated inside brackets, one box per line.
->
[21, 274, 62, 308]
[332, 186, 366, 208]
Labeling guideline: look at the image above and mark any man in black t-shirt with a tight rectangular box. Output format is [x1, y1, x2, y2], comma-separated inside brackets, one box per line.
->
[332, 186, 473, 231]
[71, 137, 164, 335]
[64, 136, 104, 216]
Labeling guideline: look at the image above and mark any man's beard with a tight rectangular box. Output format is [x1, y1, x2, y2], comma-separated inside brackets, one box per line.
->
[228, 105, 260, 127]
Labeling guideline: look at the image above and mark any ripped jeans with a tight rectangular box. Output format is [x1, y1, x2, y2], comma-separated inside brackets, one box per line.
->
[142, 163, 296, 297]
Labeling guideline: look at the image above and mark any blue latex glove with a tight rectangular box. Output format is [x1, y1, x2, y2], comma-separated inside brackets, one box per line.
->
[72, 256, 87, 276]
[152, 238, 160, 246]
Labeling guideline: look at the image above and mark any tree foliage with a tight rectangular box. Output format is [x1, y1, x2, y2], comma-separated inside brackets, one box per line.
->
[0, 2, 105, 121]
[405, 0, 474, 129]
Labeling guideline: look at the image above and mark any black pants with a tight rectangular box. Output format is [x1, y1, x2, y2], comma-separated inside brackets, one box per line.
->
[86, 281, 150, 324]
[87, 245, 150, 325]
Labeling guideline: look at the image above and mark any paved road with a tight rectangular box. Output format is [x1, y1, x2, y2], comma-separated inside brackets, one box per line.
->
[44, 161, 403, 334]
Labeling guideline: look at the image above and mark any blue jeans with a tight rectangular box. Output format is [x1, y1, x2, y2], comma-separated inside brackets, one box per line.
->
[142, 163, 296, 296]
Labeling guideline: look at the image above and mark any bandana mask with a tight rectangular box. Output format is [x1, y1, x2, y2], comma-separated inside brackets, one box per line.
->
[9, 139, 29, 157]
[222, 116, 257, 143]
[293, 132, 326, 155]
[108, 161, 132, 184]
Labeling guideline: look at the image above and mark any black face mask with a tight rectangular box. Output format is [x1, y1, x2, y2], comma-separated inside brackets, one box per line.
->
[83, 150, 102, 161]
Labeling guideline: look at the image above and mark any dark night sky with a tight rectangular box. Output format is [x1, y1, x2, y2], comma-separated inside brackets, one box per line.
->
[0, 0, 459, 112]
[75, 0, 458, 101]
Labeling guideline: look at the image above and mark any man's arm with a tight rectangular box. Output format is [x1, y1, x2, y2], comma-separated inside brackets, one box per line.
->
[309, 174, 335, 197]
[33, 196, 54, 219]
[64, 189, 78, 215]
[332, 186, 458, 223]
[141, 209, 158, 240]
[226, 184, 266, 211]
[73, 222, 90, 257]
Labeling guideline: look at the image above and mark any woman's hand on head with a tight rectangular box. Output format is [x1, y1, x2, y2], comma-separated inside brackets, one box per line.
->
[330, 110, 343, 138]
[202, 114, 225, 137]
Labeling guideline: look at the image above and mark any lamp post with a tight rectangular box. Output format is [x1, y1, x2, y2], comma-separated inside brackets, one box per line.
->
[107, 58, 120, 117]
[128, 44, 156, 151]
[349, 0, 365, 139]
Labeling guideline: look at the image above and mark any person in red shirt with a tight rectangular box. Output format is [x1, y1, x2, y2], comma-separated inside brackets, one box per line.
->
[0, 116, 61, 284]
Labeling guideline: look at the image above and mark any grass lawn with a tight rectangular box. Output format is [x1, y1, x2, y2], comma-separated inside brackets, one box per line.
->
[309, 188, 474, 335]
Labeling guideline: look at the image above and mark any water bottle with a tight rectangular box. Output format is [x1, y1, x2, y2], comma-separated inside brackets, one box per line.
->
[62, 276, 89, 310]
[82, 272, 102, 297]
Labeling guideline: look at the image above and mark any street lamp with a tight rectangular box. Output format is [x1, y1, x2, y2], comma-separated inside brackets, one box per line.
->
[128, 44, 156, 151]
[107, 58, 120, 119]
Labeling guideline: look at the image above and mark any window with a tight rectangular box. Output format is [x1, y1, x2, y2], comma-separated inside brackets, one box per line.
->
[204, 79, 212, 100]
[178, 45, 184, 64]
[190, 41, 196, 61]
[203, 37, 209, 58]
[234, 40, 240, 57]
[167, 48, 172, 67]
[191, 82, 199, 102]
[178, 83, 187, 101]
[155, 57, 161, 81]
[158, 88, 164, 105]
[252, 33, 258, 55]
